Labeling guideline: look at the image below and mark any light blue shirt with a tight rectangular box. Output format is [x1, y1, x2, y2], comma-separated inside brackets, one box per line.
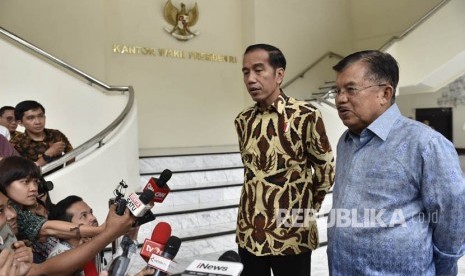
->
[327, 104, 465, 275]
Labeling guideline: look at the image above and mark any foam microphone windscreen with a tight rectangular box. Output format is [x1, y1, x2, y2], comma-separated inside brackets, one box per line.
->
[157, 169, 172, 187]
[218, 250, 241, 263]
[152, 222, 172, 245]
[140, 222, 172, 261]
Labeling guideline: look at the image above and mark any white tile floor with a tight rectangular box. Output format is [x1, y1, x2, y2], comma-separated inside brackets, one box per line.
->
[123, 155, 465, 275]
[310, 155, 465, 275]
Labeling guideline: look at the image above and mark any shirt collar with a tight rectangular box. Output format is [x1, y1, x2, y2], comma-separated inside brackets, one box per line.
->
[24, 129, 49, 142]
[344, 103, 401, 142]
[253, 91, 288, 115]
[367, 103, 401, 141]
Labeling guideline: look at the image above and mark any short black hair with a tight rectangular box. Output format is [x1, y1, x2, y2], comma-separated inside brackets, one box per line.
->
[333, 50, 399, 102]
[0, 106, 15, 117]
[14, 100, 45, 121]
[244, 44, 287, 71]
[0, 156, 41, 195]
[49, 195, 83, 222]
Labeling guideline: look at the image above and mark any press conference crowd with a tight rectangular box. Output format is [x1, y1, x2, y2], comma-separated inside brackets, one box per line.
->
[1, 45, 465, 276]
[0, 100, 176, 275]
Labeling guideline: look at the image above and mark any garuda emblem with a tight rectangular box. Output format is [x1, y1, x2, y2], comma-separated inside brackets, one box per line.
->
[163, 0, 199, 41]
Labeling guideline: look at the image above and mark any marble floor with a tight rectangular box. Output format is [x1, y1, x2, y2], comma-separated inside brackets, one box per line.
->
[139, 145, 240, 157]
[310, 154, 465, 275]
[122, 154, 465, 275]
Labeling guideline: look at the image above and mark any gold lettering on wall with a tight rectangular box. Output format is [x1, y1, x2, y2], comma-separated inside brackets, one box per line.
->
[112, 44, 236, 64]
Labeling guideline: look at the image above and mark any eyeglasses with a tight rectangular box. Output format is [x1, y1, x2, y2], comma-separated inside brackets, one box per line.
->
[1, 116, 15, 122]
[328, 84, 388, 98]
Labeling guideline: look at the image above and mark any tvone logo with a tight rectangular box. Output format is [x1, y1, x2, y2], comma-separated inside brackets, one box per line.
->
[146, 244, 157, 253]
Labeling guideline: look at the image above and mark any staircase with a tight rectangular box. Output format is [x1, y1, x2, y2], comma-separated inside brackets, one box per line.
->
[128, 147, 333, 275]
[129, 148, 241, 274]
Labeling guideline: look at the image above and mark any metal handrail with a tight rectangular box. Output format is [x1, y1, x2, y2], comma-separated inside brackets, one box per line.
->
[282, 51, 344, 89]
[0, 27, 134, 174]
[285, 0, 450, 107]
[379, 0, 450, 51]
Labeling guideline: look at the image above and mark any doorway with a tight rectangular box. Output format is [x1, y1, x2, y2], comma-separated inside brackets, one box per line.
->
[415, 107, 452, 142]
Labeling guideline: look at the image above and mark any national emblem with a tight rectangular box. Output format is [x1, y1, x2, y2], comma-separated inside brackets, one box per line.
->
[163, 0, 200, 41]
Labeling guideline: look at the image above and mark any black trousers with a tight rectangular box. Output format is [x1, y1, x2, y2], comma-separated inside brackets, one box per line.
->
[238, 246, 312, 276]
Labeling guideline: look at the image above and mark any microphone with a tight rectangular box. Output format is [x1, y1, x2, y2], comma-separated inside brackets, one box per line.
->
[218, 250, 241, 262]
[140, 222, 172, 262]
[116, 189, 155, 217]
[143, 169, 172, 203]
[133, 210, 156, 227]
[147, 236, 182, 276]
[181, 250, 243, 276]
[107, 236, 134, 276]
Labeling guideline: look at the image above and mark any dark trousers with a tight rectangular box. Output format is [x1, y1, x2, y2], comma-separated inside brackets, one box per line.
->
[238, 246, 311, 276]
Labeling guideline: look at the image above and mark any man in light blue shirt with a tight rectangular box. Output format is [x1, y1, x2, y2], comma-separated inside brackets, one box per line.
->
[327, 50, 465, 275]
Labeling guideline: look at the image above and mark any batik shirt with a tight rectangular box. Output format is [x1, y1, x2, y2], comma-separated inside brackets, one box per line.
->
[235, 92, 335, 256]
[10, 128, 73, 162]
[11, 202, 58, 263]
[327, 104, 465, 275]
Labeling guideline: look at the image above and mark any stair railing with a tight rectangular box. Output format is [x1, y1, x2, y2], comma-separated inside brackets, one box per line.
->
[0, 27, 134, 174]
[281, 51, 344, 90]
[284, 0, 450, 109]
[379, 0, 450, 51]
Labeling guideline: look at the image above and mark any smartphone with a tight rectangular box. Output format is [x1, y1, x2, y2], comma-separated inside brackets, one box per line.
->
[0, 224, 17, 251]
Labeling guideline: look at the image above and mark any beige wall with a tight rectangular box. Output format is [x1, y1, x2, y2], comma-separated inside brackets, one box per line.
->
[397, 87, 465, 148]
[0, 0, 452, 150]
[350, 0, 443, 50]
[249, 0, 353, 102]
[101, 0, 245, 149]
[0, 1, 106, 80]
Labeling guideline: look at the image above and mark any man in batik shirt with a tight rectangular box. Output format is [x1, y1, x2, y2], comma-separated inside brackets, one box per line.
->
[235, 44, 335, 276]
[10, 100, 73, 168]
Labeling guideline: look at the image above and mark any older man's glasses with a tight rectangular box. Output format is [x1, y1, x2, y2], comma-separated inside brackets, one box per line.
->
[328, 84, 387, 98]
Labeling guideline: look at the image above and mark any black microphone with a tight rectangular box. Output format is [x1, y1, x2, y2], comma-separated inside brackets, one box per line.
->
[218, 250, 241, 262]
[107, 236, 134, 276]
[116, 189, 155, 217]
[143, 169, 172, 203]
[147, 236, 182, 276]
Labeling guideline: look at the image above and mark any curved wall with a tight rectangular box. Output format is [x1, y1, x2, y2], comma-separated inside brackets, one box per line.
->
[0, 34, 140, 221]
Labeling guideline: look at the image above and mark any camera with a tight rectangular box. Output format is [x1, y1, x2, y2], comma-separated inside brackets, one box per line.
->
[109, 180, 156, 226]
[38, 177, 54, 195]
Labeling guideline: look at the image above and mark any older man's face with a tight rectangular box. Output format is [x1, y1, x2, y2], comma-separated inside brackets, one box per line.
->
[335, 61, 391, 134]
[0, 109, 18, 133]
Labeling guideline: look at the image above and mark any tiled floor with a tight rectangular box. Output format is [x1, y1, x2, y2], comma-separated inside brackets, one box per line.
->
[139, 145, 240, 157]
[310, 154, 465, 276]
[126, 153, 465, 275]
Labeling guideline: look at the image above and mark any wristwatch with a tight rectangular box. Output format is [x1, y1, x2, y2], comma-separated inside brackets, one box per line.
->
[42, 154, 54, 163]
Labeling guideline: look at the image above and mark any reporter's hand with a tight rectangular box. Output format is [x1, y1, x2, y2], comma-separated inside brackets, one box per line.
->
[12, 241, 32, 276]
[0, 249, 19, 276]
[46, 141, 66, 156]
[79, 237, 92, 245]
[134, 266, 155, 275]
[105, 205, 136, 236]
